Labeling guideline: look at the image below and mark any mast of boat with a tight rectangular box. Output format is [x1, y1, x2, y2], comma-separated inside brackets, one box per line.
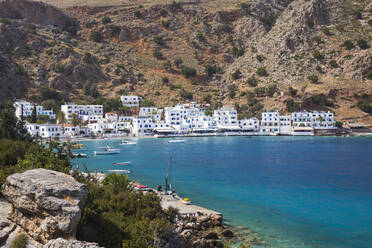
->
[165, 155, 172, 193]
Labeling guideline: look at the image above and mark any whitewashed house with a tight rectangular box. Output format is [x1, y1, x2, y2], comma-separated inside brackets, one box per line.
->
[139, 107, 163, 121]
[213, 106, 240, 131]
[120, 95, 143, 107]
[309, 111, 336, 129]
[61, 103, 103, 120]
[26, 123, 62, 138]
[105, 112, 118, 122]
[14, 100, 55, 119]
[81, 115, 103, 123]
[260, 112, 280, 135]
[279, 115, 292, 135]
[239, 118, 260, 132]
[132, 116, 154, 136]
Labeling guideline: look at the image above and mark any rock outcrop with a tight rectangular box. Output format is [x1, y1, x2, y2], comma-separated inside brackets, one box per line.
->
[43, 238, 102, 248]
[2, 169, 88, 244]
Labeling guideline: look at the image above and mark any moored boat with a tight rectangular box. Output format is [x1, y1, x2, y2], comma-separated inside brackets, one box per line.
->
[72, 153, 87, 158]
[94, 147, 120, 155]
[113, 161, 132, 165]
[120, 140, 137, 145]
[108, 169, 131, 174]
[168, 139, 185, 143]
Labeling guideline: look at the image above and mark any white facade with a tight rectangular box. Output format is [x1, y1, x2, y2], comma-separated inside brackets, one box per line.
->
[26, 123, 62, 138]
[213, 106, 239, 129]
[14, 100, 55, 119]
[260, 112, 280, 134]
[81, 115, 103, 123]
[139, 107, 163, 121]
[61, 103, 103, 120]
[292, 111, 335, 130]
[279, 115, 292, 135]
[120, 95, 143, 107]
[132, 116, 154, 136]
[239, 118, 260, 132]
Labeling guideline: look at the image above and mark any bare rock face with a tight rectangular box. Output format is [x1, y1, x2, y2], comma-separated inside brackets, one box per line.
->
[43, 238, 102, 248]
[2, 169, 88, 244]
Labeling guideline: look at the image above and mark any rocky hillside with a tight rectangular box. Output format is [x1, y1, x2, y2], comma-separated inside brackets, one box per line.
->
[0, 0, 371, 124]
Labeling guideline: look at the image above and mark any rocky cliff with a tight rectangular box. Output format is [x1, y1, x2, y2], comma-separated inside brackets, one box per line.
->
[0, 0, 371, 123]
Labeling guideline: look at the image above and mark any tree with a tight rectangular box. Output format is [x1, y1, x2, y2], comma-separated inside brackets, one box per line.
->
[342, 40, 354, 50]
[256, 67, 267, 76]
[181, 66, 196, 78]
[71, 113, 81, 127]
[0, 102, 21, 140]
[57, 112, 66, 133]
[90, 31, 103, 42]
[102, 16, 111, 24]
[140, 99, 156, 107]
[357, 39, 369, 49]
[308, 74, 318, 83]
[31, 105, 37, 123]
[174, 58, 183, 68]
[288, 86, 297, 97]
[231, 70, 241, 80]
[247, 76, 257, 87]
[266, 84, 277, 97]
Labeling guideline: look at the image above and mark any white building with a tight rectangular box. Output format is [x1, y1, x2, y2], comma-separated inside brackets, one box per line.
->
[132, 116, 154, 136]
[61, 103, 103, 120]
[26, 123, 62, 138]
[120, 95, 143, 107]
[239, 118, 260, 132]
[139, 107, 163, 121]
[14, 100, 55, 119]
[81, 115, 103, 123]
[292, 111, 335, 130]
[260, 111, 280, 134]
[279, 115, 292, 135]
[213, 106, 239, 131]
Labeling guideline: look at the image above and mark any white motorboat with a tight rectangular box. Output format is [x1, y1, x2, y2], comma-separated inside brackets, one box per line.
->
[94, 147, 120, 155]
[72, 153, 87, 158]
[120, 140, 137, 145]
[168, 139, 185, 143]
[113, 161, 132, 165]
[108, 169, 132, 174]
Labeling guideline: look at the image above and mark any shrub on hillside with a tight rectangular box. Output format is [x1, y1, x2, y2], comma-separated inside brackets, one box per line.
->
[266, 84, 277, 97]
[256, 67, 267, 76]
[180, 89, 193, 100]
[90, 31, 103, 42]
[134, 10, 142, 18]
[10, 234, 28, 248]
[313, 50, 323, 60]
[365, 71, 372, 80]
[231, 70, 241, 80]
[342, 40, 354, 50]
[357, 39, 369, 49]
[288, 86, 297, 97]
[308, 74, 318, 83]
[160, 9, 168, 17]
[181, 66, 196, 78]
[231, 46, 244, 58]
[161, 20, 170, 28]
[102, 16, 111, 24]
[357, 100, 372, 114]
[153, 49, 163, 59]
[285, 98, 299, 112]
[247, 76, 257, 87]
[329, 60, 338, 68]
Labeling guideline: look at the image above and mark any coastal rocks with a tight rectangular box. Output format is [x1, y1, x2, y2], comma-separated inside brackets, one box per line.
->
[43, 238, 102, 248]
[2, 169, 88, 244]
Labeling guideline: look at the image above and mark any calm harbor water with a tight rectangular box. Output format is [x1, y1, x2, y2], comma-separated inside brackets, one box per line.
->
[73, 136, 372, 248]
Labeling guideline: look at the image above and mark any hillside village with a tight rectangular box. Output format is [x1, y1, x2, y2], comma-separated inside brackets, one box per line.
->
[16, 96, 360, 139]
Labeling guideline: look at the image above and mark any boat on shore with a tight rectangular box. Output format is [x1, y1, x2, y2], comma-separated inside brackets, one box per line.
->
[113, 161, 132, 165]
[168, 139, 185, 143]
[108, 169, 131, 174]
[71, 143, 85, 150]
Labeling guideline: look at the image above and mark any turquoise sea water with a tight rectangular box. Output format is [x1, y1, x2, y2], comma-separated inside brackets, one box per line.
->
[73, 136, 372, 248]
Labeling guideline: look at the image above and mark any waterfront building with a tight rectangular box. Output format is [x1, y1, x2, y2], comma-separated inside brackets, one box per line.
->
[292, 111, 335, 130]
[132, 116, 154, 136]
[61, 103, 103, 120]
[14, 100, 55, 119]
[120, 95, 143, 107]
[26, 123, 62, 138]
[279, 115, 292, 135]
[105, 112, 118, 122]
[260, 111, 280, 134]
[239, 118, 260, 132]
[213, 106, 239, 131]
[81, 115, 103, 123]
[118, 115, 134, 122]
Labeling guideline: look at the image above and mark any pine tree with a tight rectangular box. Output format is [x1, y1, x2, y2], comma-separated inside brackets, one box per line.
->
[31, 105, 37, 123]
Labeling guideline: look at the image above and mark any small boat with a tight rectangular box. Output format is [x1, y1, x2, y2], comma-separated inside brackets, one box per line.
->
[94, 147, 120, 155]
[168, 139, 185, 143]
[71, 143, 85, 150]
[132, 182, 150, 191]
[108, 169, 131, 174]
[120, 140, 137, 145]
[72, 153, 87, 158]
[113, 161, 132, 165]
[183, 198, 191, 205]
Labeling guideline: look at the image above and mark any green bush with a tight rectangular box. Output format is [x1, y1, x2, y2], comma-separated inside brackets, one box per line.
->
[162, 77, 169, 84]
[160, 9, 168, 17]
[308, 74, 318, 83]
[256, 67, 267, 76]
[322, 27, 331, 36]
[231, 70, 241, 80]
[316, 65, 323, 73]
[313, 50, 323, 60]
[196, 32, 205, 42]
[365, 71, 372, 80]
[203, 94, 212, 104]
[174, 58, 183, 68]
[329, 60, 338, 68]
[247, 76, 257, 87]
[205, 65, 221, 77]
[170, 1, 182, 12]
[228, 85, 237, 98]
[10, 233, 28, 248]
[266, 84, 277, 97]
[90, 31, 103, 42]
[134, 10, 142, 18]
[163, 61, 171, 71]
[306, 18, 314, 28]
[231, 46, 244, 57]
[153, 49, 163, 59]
[0, 18, 11, 25]
[254, 87, 266, 97]
[15, 64, 26, 76]
[102, 16, 111, 24]
[181, 66, 196, 78]
[335, 121, 343, 128]
[55, 63, 65, 73]
[342, 40, 354, 50]
[239, 3, 251, 15]
[161, 20, 170, 28]
[288, 86, 297, 97]
[357, 100, 372, 114]
[153, 35, 164, 45]
[357, 39, 369, 49]
[285, 98, 299, 112]
[62, 19, 79, 35]
[260, 11, 276, 27]
[256, 55, 265, 62]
